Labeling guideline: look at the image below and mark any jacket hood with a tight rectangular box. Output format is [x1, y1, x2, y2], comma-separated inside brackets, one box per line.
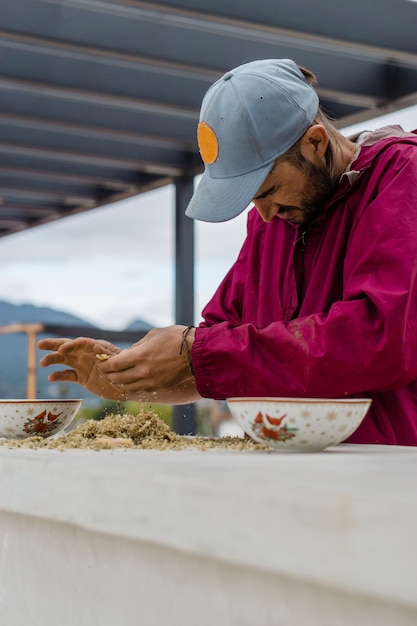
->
[347, 125, 417, 178]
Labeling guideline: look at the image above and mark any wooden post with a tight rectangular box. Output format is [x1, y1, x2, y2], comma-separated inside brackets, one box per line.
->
[0, 323, 44, 398]
[26, 325, 41, 398]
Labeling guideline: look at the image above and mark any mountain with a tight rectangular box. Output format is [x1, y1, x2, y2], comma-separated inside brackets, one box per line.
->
[0, 301, 95, 327]
[125, 318, 153, 331]
[0, 301, 151, 400]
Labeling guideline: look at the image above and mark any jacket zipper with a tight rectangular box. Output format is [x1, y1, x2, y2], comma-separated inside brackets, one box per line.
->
[295, 230, 307, 246]
[292, 229, 307, 319]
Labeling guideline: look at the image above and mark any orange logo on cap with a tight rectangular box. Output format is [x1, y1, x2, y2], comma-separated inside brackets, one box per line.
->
[197, 122, 219, 164]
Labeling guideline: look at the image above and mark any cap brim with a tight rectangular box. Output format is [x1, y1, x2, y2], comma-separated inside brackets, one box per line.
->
[185, 162, 272, 223]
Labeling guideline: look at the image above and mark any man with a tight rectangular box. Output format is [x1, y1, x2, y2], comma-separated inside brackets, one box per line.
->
[38, 59, 417, 445]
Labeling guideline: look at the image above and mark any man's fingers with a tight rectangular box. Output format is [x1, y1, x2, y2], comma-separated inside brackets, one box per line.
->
[37, 337, 70, 350]
[57, 337, 95, 354]
[39, 352, 71, 367]
[48, 369, 78, 383]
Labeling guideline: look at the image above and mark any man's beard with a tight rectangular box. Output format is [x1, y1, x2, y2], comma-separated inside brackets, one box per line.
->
[289, 160, 339, 226]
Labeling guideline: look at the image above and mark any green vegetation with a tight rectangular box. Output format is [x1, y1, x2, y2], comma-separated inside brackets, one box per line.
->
[77, 400, 173, 427]
[75, 399, 214, 436]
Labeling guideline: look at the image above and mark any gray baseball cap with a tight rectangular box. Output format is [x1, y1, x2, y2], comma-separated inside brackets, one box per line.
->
[185, 58, 319, 222]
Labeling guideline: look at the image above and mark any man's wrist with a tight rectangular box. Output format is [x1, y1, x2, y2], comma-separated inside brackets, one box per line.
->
[179, 325, 195, 376]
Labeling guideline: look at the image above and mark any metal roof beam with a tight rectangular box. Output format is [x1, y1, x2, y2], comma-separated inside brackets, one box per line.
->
[0, 30, 221, 81]
[0, 76, 199, 121]
[0, 186, 95, 205]
[335, 90, 417, 129]
[0, 112, 195, 151]
[0, 218, 29, 230]
[0, 166, 139, 192]
[38, 0, 417, 69]
[0, 75, 383, 130]
[0, 141, 194, 177]
[0, 203, 61, 217]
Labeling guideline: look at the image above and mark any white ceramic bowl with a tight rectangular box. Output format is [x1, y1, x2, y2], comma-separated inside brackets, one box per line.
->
[226, 397, 372, 452]
[0, 399, 83, 439]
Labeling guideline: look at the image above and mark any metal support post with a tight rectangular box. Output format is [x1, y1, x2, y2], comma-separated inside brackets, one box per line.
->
[172, 176, 197, 435]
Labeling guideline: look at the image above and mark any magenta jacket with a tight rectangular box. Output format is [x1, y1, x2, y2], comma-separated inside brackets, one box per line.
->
[192, 127, 417, 445]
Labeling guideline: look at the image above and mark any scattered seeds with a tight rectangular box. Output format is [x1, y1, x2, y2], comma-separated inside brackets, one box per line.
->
[0, 408, 269, 452]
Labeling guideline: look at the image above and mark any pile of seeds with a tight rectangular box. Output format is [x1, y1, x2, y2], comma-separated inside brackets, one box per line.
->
[0, 408, 269, 452]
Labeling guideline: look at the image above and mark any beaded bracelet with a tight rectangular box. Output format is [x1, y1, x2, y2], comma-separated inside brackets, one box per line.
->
[179, 325, 195, 376]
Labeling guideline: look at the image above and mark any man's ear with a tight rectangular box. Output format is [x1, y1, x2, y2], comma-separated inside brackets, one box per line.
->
[300, 124, 329, 165]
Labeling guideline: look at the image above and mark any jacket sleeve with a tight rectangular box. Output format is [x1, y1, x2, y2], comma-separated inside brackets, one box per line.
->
[192, 145, 417, 399]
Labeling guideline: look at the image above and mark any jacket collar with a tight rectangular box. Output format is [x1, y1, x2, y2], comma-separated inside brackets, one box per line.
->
[343, 125, 417, 184]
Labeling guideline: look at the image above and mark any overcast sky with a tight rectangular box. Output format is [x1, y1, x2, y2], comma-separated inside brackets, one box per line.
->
[0, 105, 416, 330]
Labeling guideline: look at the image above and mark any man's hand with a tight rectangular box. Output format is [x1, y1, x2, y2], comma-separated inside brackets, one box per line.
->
[38, 326, 201, 404]
[38, 336, 123, 399]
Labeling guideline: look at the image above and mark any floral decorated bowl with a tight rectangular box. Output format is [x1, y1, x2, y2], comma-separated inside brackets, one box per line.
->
[0, 399, 83, 439]
[226, 397, 372, 452]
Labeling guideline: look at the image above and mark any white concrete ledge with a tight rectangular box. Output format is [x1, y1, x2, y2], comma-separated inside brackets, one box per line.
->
[1, 444, 417, 625]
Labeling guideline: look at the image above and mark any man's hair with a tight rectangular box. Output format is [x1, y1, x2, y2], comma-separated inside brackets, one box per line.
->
[298, 65, 318, 87]
[275, 65, 338, 175]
